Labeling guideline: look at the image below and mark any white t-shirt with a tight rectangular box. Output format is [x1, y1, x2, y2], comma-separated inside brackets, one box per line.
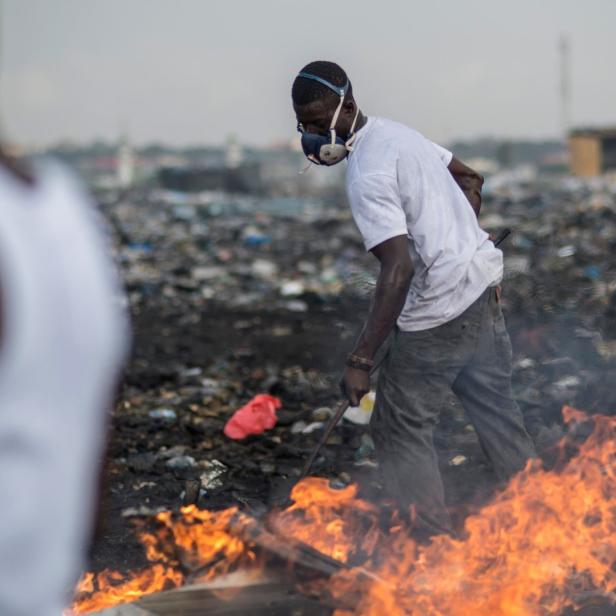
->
[0, 160, 129, 616]
[346, 116, 503, 331]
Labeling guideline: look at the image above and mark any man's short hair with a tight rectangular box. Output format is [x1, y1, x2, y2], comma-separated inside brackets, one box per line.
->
[292, 60, 353, 106]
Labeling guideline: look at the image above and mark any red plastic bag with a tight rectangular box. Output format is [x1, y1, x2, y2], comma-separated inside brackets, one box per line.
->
[223, 394, 282, 440]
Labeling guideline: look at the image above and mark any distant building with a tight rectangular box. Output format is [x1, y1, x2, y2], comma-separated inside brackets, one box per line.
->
[225, 135, 244, 169]
[117, 137, 135, 189]
[157, 162, 262, 194]
[569, 127, 616, 177]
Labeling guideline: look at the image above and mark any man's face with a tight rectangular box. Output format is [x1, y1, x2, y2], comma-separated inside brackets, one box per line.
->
[294, 97, 356, 140]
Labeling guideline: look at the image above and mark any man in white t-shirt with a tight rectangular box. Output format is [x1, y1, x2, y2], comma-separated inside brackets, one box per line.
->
[292, 61, 536, 539]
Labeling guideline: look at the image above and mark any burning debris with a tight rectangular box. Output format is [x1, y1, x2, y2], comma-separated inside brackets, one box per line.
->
[72, 408, 614, 616]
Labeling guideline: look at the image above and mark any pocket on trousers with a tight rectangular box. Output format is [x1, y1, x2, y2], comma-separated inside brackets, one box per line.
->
[397, 321, 465, 366]
[394, 328, 437, 365]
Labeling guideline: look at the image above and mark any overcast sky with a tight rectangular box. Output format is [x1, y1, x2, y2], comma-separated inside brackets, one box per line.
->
[1, 0, 614, 147]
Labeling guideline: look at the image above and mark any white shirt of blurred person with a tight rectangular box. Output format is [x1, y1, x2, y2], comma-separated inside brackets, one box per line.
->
[0, 154, 129, 616]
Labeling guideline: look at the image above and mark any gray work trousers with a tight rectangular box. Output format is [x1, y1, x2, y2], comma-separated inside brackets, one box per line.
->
[370, 286, 536, 538]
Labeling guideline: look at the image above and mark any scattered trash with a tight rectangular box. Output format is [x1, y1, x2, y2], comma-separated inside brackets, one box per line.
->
[132, 481, 156, 491]
[242, 226, 271, 247]
[251, 259, 278, 279]
[557, 245, 576, 258]
[199, 459, 227, 490]
[280, 281, 305, 297]
[291, 420, 307, 434]
[515, 358, 536, 370]
[127, 452, 158, 473]
[343, 391, 376, 425]
[583, 265, 602, 280]
[166, 455, 196, 472]
[200, 378, 221, 395]
[121, 505, 166, 518]
[158, 445, 187, 459]
[223, 394, 282, 440]
[148, 408, 177, 422]
[354, 433, 376, 467]
[260, 461, 276, 475]
[283, 300, 308, 312]
[449, 455, 467, 466]
[179, 367, 202, 379]
[301, 421, 325, 435]
[552, 375, 583, 389]
[311, 406, 334, 421]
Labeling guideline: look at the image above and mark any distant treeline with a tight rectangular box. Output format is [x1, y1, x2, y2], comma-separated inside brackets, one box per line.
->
[448, 138, 566, 166]
[44, 137, 566, 168]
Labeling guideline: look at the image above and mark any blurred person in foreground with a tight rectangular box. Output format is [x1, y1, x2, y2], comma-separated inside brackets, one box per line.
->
[0, 147, 129, 615]
[291, 61, 536, 540]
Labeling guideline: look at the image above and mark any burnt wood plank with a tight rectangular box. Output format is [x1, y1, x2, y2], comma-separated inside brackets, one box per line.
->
[137, 582, 332, 615]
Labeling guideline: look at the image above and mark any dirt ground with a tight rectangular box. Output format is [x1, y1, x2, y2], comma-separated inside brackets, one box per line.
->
[89, 282, 616, 580]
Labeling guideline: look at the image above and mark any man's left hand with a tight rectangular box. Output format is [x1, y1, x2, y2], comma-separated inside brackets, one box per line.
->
[339, 366, 370, 407]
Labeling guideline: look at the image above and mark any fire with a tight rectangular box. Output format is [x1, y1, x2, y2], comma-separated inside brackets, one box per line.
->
[270, 476, 381, 562]
[72, 565, 183, 614]
[72, 407, 615, 615]
[138, 506, 249, 574]
[72, 506, 253, 614]
[325, 407, 616, 615]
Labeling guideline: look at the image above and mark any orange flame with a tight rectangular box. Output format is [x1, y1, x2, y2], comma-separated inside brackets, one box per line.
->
[72, 407, 615, 615]
[270, 477, 381, 563]
[72, 506, 252, 613]
[72, 565, 183, 614]
[324, 407, 616, 615]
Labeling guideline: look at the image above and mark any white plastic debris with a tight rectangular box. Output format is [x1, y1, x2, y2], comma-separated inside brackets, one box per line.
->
[192, 265, 225, 281]
[148, 408, 177, 421]
[449, 455, 467, 466]
[279, 280, 305, 297]
[251, 258, 278, 279]
[121, 505, 166, 518]
[199, 459, 227, 490]
[284, 300, 308, 312]
[200, 377, 220, 395]
[291, 420, 307, 434]
[553, 375, 582, 389]
[514, 357, 536, 370]
[557, 245, 576, 258]
[180, 367, 202, 378]
[166, 455, 196, 471]
[302, 421, 325, 434]
[343, 391, 376, 426]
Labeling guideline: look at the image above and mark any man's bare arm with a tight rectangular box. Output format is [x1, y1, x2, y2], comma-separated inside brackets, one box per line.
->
[341, 235, 413, 405]
[447, 156, 484, 216]
[352, 235, 413, 359]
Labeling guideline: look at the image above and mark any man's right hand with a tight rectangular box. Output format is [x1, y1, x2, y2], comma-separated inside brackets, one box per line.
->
[339, 366, 370, 407]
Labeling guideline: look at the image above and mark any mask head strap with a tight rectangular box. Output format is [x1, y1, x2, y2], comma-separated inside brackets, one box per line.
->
[345, 107, 361, 150]
[297, 72, 349, 97]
